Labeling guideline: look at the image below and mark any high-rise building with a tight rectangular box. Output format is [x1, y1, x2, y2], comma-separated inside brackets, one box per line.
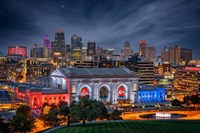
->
[87, 41, 96, 56]
[123, 41, 134, 57]
[43, 34, 51, 54]
[145, 47, 156, 61]
[51, 29, 66, 57]
[139, 40, 147, 58]
[137, 60, 154, 85]
[169, 45, 180, 65]
[71, 34, 83, 51]
[161, 45, 181, 65]
[30, 44, 43, 58]
[8, 46, 27, 57]
[174, 67, 200, 91]
[161, 47, 170, 62]
[51, 29, 66, 65]
[180, 48, 192, 64]
[71, 34, 83, 61]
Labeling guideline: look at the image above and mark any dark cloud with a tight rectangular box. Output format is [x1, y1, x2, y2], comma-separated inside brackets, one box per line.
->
[0, 0, 200, 58]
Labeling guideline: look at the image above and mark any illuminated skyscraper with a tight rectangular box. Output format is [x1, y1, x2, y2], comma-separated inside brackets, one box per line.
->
[51, 29, 66, 57]
[71, 34, 83, 61]
[87, 41, 96, 56]
[146, 47, 156, 61]
[71, 34, 83, 50]
[30, 44, 43, 58]
[139, 40, 147, 58]
[123, 41, 133, 57]
[43, 34, 51, 51]
[161, 45, 181, 65]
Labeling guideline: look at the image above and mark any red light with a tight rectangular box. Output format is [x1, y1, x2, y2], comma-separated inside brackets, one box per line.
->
[118, 86, 125, 97]
[185, 67, 200, 71]
[8, 46, 27, 57]
[80, 87, 89, 96]
[139, 40, 146, 45]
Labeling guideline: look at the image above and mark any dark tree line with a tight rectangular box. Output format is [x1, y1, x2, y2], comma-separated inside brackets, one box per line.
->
[40, 96, 122, 127]
[171, 94, 200, 108]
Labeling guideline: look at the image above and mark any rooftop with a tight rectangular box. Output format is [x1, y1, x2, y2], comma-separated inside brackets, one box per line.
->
[56, 68, 138, 78]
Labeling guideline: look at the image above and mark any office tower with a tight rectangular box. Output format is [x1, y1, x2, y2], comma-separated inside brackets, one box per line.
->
[87, 41, 96, 56]
[66, 44, 71, 60]
[180, 48, 192, 64]
[71, 34, 83, 50]
[51, 29, 66, 57]
[43, 34, 51, 52]
[161, 45, 181, 65]
[169, 45, 180, 65]
[71, 34, 83, 61]
[139, 40, 147, 58]
[137, 60, 154, 85]
[174, 67, 200, 91]
[30, 44, 43, 58]
[51, 29, 66, 65]
[8, 46, 27, 57]
[146, 47, 156, 61]
[161, 47, 170, 62]
[123, 41, 134, 57]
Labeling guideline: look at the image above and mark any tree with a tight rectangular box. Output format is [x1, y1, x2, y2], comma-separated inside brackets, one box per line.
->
[70, 96, 99, 125]
[97, 101, 109, 120]
[16, 104, 32, 117]
[110, 110, 122, 120]
[171, 99, 182, 106]
[182, 96, 191, 107]
[190, 94, 200, 107]
[0, 115, 10, 133]
[59, 103, 70, 126]
[10, 105, 35, 133]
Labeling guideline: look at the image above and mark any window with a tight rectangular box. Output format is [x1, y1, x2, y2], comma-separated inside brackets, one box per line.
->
[99, 86, 108, 99]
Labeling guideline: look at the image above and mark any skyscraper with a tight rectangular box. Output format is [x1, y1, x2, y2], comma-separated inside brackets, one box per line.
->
[161, 45, 181, 65]
[123, 41, 133, 57]
[161, 47, 170, 62]
[146, 47, 156, 61]
[71, 34, 83, 61]
[43, 34, 51, 51]
[180, 48, 192, 64]
[51, 29, 66, 57]
[139, 40, 147, 58]
[87, 41, 96, 56]
[30, 44, 43, 58]
[71, 34, 83, 51]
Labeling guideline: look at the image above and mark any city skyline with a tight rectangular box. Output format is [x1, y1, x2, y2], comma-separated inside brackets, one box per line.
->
[0, 0, 200, 58]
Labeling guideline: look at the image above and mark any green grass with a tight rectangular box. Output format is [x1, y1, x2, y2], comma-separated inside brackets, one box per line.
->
[51, 120, 200, 133]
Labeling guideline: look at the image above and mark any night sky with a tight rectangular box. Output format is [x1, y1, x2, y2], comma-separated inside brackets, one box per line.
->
[0, 0, 200, 58]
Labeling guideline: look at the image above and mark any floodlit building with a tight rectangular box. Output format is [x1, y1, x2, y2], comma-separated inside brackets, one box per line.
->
[138, 85, 166, 104]
[174, 67, 200, 91]
[50, 68, 139, 104]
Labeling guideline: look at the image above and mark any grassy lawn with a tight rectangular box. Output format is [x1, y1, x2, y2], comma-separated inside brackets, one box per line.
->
[51, 120, 200, 133]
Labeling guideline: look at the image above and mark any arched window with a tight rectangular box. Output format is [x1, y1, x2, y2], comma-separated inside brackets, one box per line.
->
[99, 86, 108, 99]
[80, 87, 89, 97]
[118, 86, 125, 97]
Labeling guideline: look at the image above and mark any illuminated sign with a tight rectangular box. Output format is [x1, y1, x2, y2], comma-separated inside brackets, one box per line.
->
[80, 87, 89, 96]
[118, 86, 125, 97]
[185, 67, 200, 71]
[8, 46, 27, 57]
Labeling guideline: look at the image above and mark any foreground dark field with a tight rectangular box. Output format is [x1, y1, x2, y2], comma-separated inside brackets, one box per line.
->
[51, 120, 200, 133]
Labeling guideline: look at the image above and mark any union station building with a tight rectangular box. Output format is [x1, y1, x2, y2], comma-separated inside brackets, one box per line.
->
[50, 68, 139, 104]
